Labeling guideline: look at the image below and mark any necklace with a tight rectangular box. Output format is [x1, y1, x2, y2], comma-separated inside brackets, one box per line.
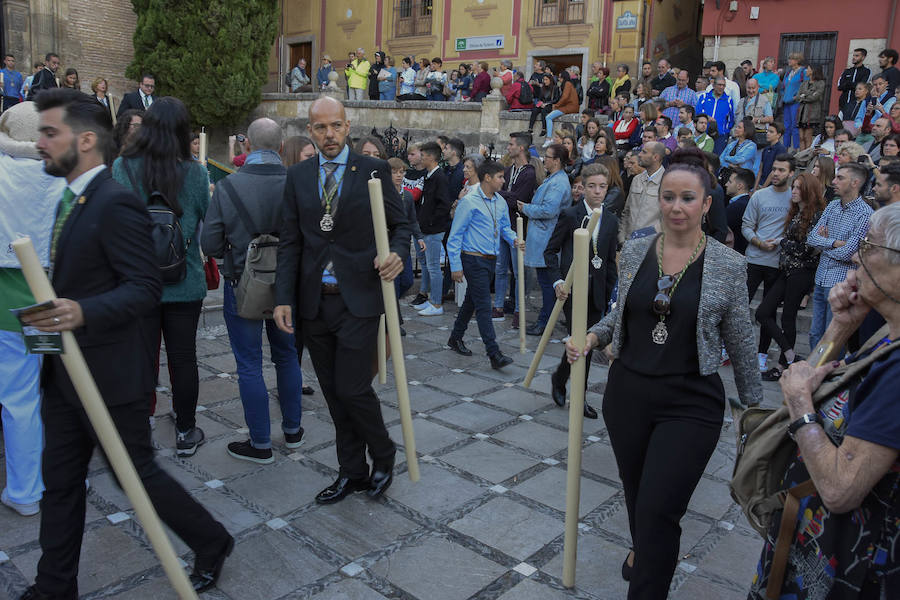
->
[652, 232, 706, 345]
[319, 166, 347, 232]
[589, 204, 604, 269]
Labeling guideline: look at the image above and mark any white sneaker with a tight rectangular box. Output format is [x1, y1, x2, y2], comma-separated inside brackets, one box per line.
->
[418, 304, 444, 316]
[542, 139, 552, 148]
[1, 488, 40, 517]
[411, 300, 430, 310]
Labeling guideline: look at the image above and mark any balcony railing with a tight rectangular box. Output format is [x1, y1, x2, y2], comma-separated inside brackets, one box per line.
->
[534, 0, 585, 26]
[393, 0, 433, 38]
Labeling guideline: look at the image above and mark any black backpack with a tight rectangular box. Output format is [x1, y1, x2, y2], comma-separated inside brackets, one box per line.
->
[518, 80, 533, 104]
[124, 161, 188, 284]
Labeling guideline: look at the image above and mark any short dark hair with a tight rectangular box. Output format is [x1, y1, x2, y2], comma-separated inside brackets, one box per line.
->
[446, 138, 465, 159]
[3, 53, 13, 60]
[437, 135, 450, 145]
[880, 163, 900, 188]
[834, 128, 853, 140]
[712, 60, 726, 73]
[546, 142, 568, 164]
[840, 162, 869, 189]
[402, 56, 412, 66]
[582, 108, 595, 117]
[880, 49, 899, 65]
[643, 125, 658, 138]
[510, 131, 532, 149]
[740, 59, 753, 67]
[872, 74, 887, 83]
[729, 167, 756, 191]
[680, 104, 695, 118]
[419, 141, 442, 161]
[34, 88, 113, 163]
[773, 153, 795, 171]
[853, 48, 868, 57]
[477, 160, 505, 181]
[657, 116, 672, 131]
[141, 73, 155, 82]
[431, 57, 442, 65]
[642, 61, 652, 67]
[44, 52, 58, 62]
[768, 121, 785, 135]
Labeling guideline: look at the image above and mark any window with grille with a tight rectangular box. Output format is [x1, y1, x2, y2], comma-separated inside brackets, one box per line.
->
[534, 0, 585, 26]
[778, 32, 838, 110]
[394, 0, 433, 38]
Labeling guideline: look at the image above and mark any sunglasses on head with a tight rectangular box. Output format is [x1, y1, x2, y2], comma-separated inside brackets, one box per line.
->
[653, 275, 675, 315]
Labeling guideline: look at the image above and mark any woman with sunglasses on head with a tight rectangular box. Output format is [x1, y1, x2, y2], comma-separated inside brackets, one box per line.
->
[748, 202, 900, 600]
[566, 148, 761, 599]
[755, 173, 826, 381]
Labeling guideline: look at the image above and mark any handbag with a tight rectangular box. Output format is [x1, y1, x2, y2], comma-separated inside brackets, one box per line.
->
[204, 256, 220, 290]
[730, 325, 894, 600]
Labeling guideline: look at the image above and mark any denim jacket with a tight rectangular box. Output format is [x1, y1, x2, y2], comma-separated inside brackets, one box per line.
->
[520, 170, 570, 267]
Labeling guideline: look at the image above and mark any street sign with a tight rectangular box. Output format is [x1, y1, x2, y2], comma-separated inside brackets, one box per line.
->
[455, 35, 504, 51]
[616, 11, 638, 30]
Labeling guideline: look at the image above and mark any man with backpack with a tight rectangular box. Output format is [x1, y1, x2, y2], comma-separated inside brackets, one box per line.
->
[503, 71, 534, 110]
[201, 118, 306, 464]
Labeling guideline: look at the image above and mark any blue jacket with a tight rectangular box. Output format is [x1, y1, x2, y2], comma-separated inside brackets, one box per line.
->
[696, 92, 735, 137]
[720, 139, 758, 170]
[316, 65, 333, 88]
[520, 170, 570, 267]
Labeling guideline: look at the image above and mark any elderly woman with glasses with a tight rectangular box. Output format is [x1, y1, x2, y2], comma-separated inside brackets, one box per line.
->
[566, 149, 761, 599]
[748, 202, 900, 600]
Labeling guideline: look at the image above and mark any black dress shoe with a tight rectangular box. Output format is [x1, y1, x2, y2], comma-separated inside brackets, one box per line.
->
[447, 336, 473, 356]
[190, 534, 234, 592]
[18, 586, 51, 600]
[621, 549, 634, 581]
[489, 352, 514, 369]
[315, 477, 370, 504]
[302, 385, 315, 395]
[525, 322, 546, 336]
[551, 372, 566, 407]
[367, 460, 395, 498]
[583, 403, 598, 419]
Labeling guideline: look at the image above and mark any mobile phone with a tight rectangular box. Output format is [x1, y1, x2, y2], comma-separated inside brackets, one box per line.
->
[857, 154, 871, 164]
[236, 134, 246, 143]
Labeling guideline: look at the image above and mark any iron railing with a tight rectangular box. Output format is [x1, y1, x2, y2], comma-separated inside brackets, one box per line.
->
[534, 0, 585, 26]
[393, 0, 434, 38]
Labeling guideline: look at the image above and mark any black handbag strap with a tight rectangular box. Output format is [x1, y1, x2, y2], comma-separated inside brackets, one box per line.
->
[218, 178, 259, 237]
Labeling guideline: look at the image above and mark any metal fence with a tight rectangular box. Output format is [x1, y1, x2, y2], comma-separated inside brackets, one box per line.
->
[393, 0, 434, 38]
[534, 0, 585, 26]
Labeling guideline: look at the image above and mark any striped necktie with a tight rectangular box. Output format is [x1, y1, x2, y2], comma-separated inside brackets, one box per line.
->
[51, 187, 76, 263]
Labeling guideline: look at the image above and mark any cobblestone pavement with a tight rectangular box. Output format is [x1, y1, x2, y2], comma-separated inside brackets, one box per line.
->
[0, 290, 790, 600]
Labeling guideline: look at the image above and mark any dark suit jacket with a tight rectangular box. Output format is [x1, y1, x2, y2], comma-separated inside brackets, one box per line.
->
[26, 68, 58, 100]
[726, 193, 751, 255]
[44, 168, 162, 406]
[117, 91, 153, 116]
[543, 202, 619, 315]
[275, 149, 411, 320]
[417, 168, 453, 234]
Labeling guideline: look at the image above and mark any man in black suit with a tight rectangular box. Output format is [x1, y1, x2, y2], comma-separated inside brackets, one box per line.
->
[274, 96, 410, 504]
[544, 163, 619, 420]
[724, 167, 755, 255]
[116, 73, 156, 117]
[837, 48, 871, 113]
[20, 89, 232, 600]
[25, 53, 60, 101]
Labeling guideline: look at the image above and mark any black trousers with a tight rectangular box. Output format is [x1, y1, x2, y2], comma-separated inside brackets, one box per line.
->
[755, 267, 815, 363]
[145, 300, 203, 431]
[36, 385, 228, 598]
[746, 263, 781, 354]
[603, 361, 724, 600]
[302, 294, 395, 480]
[554, 301, 604, 389]
[528, 104, 553, 130]
[451, 254, 499, 356]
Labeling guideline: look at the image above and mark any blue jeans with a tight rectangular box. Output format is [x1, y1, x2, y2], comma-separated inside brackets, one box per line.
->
[545, 109, 564, 140]
[493, 238, 519, 311]
[223, 282, 302, 449]
[0, 330, 44, 505]
[451, 254, 500, 356]
[809, 284, 833, 351]
[783, 102, 800, 150]
[535, 267, 557, 325]
[395, 254, 414, 299]
[420, 232, 444, 305]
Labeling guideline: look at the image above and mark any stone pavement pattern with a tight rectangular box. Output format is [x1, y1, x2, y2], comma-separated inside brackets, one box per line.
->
[0, 294, 788, 600]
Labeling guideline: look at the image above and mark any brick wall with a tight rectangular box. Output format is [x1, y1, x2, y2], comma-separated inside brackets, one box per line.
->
[65, 0, 137, 98]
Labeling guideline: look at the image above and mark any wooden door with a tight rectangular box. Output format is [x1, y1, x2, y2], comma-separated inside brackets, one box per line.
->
[289, 42, 312, 72]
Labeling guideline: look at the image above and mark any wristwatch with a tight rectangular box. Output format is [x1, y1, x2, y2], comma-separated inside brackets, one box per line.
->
[788, 412, 823, 440]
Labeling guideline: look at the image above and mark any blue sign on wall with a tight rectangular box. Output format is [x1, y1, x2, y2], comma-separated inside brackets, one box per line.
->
[617, 10, 638, 30]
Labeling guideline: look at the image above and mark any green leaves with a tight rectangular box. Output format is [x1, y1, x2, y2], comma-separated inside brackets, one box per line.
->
[127, 0, 278, 127]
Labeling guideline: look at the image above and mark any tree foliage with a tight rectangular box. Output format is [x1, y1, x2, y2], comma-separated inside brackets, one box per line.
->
[127, 0, 278, 127]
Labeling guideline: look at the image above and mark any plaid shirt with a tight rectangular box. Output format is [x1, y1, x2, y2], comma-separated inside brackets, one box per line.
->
[806, 197, 873, 287]
[659, 84, 698, 123]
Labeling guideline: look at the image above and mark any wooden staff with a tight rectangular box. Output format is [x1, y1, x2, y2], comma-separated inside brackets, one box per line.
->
[523, 207, 602, 388]
[516, 216, 526, 353]
[368, 176, 420, 482]
[377, 314, 387, 384]
[562, 228, 589, 588]
[12, 238, 199, 600]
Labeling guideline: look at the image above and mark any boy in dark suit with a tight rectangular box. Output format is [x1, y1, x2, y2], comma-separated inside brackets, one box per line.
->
[544, 163, 619, 419]
[274, 96, 411, 504]
[21, 89, 232, 598]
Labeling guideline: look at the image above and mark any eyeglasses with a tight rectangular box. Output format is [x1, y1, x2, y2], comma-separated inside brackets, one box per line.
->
[544, 154, 556, 161]
[859, 236, 900, 258]
[653, 275, 675, 315]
